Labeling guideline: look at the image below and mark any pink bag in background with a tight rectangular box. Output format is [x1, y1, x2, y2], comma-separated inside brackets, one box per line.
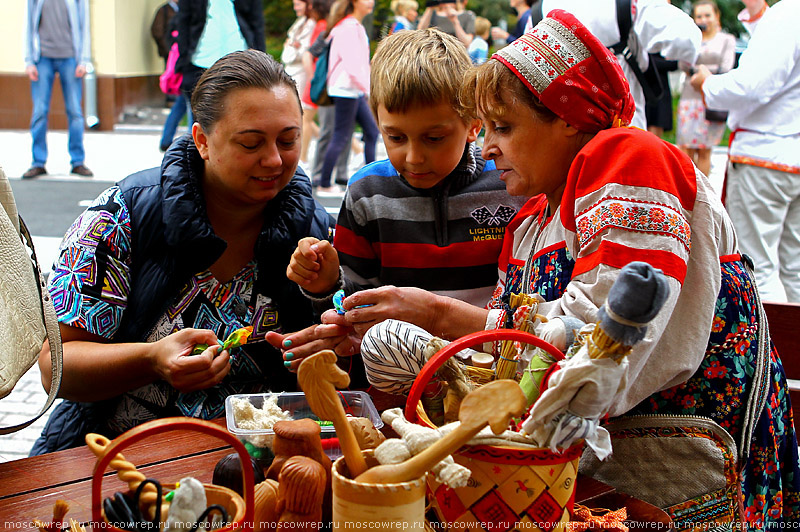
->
[159, 31, 183, 95]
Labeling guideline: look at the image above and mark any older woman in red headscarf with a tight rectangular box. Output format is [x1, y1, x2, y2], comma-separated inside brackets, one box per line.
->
[333, 10, 800, 527]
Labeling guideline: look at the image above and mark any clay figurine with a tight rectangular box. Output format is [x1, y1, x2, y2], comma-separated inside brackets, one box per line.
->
[252, 479, 281, 532]
[276, 456, 326, 529]
[265, 418, 331, 481]
[265, 418, 333, 521]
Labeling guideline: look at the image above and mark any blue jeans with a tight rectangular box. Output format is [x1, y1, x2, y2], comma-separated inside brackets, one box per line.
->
[30, 56, 85, 167]
[159, 93, 191, 150]
[320, 95, 378, 188]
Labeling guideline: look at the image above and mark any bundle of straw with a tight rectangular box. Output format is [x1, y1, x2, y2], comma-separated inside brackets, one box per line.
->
[585, 324, 633, 363]
[587, 261, 669, 364]
[496, 293, 546, 380]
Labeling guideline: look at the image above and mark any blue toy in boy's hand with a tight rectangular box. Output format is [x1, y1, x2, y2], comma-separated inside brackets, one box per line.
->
[333, 289, 347, 315]
[332, 289, 373, 315]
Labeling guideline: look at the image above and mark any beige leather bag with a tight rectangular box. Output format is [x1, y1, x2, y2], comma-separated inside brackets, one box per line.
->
[0, 165, 62, 434]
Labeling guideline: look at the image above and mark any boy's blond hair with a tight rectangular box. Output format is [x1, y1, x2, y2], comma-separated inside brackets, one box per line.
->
[370, 28, 474, 121]
[390, 0, 418, 16]
[474, 16, 491, 39]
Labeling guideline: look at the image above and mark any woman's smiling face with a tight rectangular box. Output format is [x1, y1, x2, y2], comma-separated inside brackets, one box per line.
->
[193, 86, 302, 206]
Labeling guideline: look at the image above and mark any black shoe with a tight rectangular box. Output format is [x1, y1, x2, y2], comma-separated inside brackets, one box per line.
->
[70, 164, 94, 177]
[22, 166, 46, 179]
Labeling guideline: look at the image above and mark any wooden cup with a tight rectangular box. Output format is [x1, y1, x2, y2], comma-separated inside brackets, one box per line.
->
[331, 451, 425, 530]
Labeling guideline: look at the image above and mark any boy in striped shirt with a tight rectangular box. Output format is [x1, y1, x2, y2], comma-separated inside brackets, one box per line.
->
[268, 29, 525, 371]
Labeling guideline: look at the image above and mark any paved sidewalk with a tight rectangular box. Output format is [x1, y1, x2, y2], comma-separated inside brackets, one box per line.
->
[0, 124, 728, 463]
[0, 367, 51, 462]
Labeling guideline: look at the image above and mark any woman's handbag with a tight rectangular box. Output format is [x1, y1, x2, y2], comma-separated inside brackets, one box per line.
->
[705, 107, 729, 123]
[579, 415, 743, 529]
[159, 33, 183, 96]
[0, 165, 62, 434]
[405, 329, 582, 530]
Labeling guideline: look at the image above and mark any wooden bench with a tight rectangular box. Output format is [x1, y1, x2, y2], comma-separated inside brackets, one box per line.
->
[764, 301, 800, 410]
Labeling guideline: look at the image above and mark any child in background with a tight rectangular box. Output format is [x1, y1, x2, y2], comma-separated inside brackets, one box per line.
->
[268, 28, 526, 370]
[390, 0, 419, 33]
[316, 0, 380, 195]
[468, 16, 490, 65]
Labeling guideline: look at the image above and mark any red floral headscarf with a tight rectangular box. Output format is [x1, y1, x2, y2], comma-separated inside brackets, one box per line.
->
[492, 9, 635, 133]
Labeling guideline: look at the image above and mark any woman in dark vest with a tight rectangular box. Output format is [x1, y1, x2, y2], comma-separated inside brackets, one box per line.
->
[31, 50, 333, 454]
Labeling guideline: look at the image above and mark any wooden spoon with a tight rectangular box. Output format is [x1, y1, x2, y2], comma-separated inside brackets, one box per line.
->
[355, 380, 526, 484]
[297, 350, 369, 477]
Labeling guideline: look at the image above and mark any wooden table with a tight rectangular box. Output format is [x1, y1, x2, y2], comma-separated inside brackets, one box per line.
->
[0, 418, 233, 530]
[0, 417, 669, 530]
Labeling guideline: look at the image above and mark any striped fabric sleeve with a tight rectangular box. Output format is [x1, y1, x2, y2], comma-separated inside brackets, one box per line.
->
[334, 186, 382, 289]
[560, 128, 698, 285]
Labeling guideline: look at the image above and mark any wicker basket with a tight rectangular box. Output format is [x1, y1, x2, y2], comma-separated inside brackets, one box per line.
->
[406, 329, 581, 531]
[90, 417, 254, 531]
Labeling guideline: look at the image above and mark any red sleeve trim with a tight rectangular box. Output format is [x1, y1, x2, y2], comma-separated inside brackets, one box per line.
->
[561, 129, 697, 232]
[572, 240, 688, 284]
[574, 196, 692, 255]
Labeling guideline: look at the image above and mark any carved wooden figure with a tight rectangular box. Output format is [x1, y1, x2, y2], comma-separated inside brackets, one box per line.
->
[265, 418, 333, 521]
[348, 417, 386, 450]
[297, 350, 368, 477]
[276, 456, 326, 529]
[252, 479, 280, 532]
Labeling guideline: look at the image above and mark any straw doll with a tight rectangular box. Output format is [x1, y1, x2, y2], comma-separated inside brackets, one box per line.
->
[522, 262, 669, 457]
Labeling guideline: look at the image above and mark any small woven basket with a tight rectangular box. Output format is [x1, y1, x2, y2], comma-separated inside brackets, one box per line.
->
[406, 329, 581, 531]
[90, 417, 254, 531]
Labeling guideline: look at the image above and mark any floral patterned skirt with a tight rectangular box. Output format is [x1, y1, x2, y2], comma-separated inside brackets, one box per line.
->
[628, 258, 800, 526]
[676, 98, 727, 150]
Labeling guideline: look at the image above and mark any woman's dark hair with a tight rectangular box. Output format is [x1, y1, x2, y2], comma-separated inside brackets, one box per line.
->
[311, 0, 334, 20]
[191, 49, 301, 133]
